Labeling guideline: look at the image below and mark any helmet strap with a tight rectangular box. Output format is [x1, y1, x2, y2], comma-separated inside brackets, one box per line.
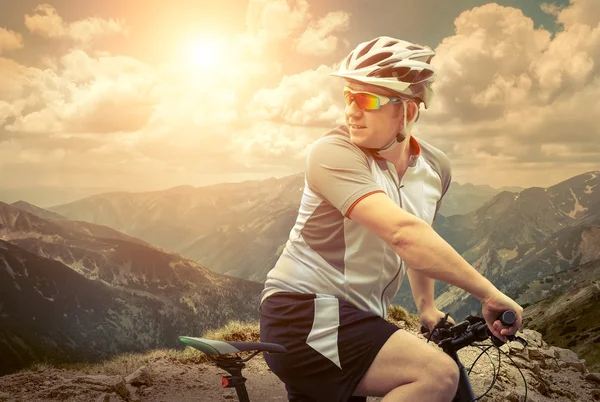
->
[371, 101, 408, 154]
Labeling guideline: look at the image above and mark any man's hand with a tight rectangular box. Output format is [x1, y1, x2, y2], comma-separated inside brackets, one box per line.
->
[420, 306, 455, 333]
[480, 291, 524, 341]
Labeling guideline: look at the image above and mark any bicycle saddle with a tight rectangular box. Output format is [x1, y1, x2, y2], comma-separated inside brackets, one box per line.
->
[179, 337, 287, 356]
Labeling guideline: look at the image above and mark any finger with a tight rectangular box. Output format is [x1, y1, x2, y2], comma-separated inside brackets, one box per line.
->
[487, 324, 505, 341]
[515, 313, 523, 330]
[488, 324, 502, 339]
[493, 320, 503, 332]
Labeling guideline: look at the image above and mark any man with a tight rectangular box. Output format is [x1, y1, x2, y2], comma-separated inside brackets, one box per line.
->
[259, 36, 523, 402]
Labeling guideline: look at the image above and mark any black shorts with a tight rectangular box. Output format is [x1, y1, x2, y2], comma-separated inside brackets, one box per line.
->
[259, 292, 400, 402]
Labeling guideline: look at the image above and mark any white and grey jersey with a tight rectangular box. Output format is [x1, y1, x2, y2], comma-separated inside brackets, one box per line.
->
[261, 125, 451, 318]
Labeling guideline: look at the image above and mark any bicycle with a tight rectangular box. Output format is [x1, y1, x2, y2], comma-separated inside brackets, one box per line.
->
[179, 310, 528, 402]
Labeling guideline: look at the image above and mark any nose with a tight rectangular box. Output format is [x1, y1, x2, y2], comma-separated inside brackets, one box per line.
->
[346, 96, 363, 119]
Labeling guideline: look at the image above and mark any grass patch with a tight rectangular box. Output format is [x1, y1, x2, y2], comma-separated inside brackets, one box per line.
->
[387, 304, 420, 330]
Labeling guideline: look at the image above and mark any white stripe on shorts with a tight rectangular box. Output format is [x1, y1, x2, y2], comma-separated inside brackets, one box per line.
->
[306, 294, 341, 369]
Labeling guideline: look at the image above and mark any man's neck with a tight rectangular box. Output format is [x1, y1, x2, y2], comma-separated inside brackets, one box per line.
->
[379, 137, 413, 177]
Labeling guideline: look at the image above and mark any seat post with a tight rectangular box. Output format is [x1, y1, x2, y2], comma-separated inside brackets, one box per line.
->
[215, 357, 251, 402]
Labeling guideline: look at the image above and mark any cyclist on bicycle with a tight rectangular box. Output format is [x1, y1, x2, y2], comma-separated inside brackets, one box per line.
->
[259, 36, 523, 402]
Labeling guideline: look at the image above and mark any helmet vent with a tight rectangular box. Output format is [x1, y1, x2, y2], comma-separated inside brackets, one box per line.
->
[356, 52, 392, 69]
[383, 41, 398, 48]
[345, 52, 354, 69]
[407, 45, 423, 50]
[357, 38, 379, 59]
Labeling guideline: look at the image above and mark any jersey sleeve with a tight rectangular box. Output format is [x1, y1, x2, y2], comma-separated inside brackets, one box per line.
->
[434, 154, 452, 222]
[306, 134, 384, 218]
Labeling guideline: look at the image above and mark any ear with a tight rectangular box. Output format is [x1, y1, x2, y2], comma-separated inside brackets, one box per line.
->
[406, 101, 419, 124]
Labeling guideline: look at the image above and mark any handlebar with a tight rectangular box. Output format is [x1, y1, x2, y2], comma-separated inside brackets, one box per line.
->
[420, 310, 527, 353]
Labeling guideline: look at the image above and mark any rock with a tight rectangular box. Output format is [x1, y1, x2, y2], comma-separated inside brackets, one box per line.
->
[520, 329, 544, 347]
[554, 347, 580, 363]
[587, 373, 600, 384]
[125, 366, 152, 387]
[536, 380, 550, 396]
[567, 360, 587, 373]
[508, 342, 525, 353]
[541, 347, 555, 359]
[95, 393, 110, 402]
[543, 358, 560, 372]
[528, 348, 546, 361]
[505, 391, 522, 402]
[531, 362, 541, 375]
[592, 389, 600, 400]
[126, 384, 141, 402]
[74, 375, 128, 399]
[0, 392, 9, 400]
[41, 382, 79, 399]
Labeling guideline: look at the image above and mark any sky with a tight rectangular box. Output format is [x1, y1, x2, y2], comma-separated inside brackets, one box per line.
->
[0, 0, 599, 206]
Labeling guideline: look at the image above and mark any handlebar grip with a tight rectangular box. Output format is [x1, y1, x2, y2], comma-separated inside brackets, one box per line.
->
[490, 310, 517, 347]
[499, 310, 516, 327]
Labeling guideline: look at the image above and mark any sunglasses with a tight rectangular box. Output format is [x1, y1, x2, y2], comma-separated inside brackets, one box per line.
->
[343, 87, 406, 111]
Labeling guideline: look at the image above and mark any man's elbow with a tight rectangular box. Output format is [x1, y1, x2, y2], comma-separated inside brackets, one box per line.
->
[389, 219, 430, 258]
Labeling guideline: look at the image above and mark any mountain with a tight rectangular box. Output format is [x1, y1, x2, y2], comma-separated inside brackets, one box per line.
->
[0, 202, 263, 375]
[438, 182, 524, 217]
[519, 259, 600, 371]
[48, 174, 523, 282]
[426, 171, 600, 318]
[10, 201, 68, 220]
[49, 174, 305, 282]
[0, 186, 122, 208]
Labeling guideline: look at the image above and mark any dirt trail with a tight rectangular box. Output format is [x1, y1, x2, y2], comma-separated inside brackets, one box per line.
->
[1, 329, 599, 401]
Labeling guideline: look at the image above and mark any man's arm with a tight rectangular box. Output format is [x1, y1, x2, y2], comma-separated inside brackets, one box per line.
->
[348, 192, 496, 299]
[348, 192, 523, 339]
[406, 268, 435, 313]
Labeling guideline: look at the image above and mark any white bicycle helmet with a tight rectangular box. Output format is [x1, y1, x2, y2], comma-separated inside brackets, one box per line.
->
[331, 36, 436, 109]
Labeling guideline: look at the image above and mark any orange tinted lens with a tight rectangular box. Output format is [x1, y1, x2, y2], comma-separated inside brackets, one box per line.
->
[344, 91, 380, 110]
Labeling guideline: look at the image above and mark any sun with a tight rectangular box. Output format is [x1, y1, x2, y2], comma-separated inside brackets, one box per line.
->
[184, 37, 222, 69]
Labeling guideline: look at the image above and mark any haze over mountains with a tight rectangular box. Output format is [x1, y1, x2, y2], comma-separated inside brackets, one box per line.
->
[0, 202, 262, 375]
[45, 174, 523, 282]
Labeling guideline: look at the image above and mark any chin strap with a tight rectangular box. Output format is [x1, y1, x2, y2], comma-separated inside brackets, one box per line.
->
[367, 101, 408, 155]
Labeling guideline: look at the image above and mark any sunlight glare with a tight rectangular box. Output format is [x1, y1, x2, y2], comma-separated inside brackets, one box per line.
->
[185, 37, 222, 69]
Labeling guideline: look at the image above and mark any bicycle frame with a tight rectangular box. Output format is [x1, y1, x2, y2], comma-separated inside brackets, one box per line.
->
[449, 351, 476, 402]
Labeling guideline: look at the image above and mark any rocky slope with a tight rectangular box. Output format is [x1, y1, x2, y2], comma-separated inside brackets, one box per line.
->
[518, 259, 600, 372]
[0, 327, 598, 402]
[0, 203, 263, 376]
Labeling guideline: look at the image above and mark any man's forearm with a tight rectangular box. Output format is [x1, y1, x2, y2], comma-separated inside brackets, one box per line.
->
[392, 221, 498, 301]
[406, 268, 436, 313]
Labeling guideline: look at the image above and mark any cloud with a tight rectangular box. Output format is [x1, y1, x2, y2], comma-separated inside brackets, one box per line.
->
[556, 0, 600, 29]
[4, 49, 156, 135]
[24, 4, 126, 43]
[244, 0, 310, 53]
[247, 64, 345, 127]
[540, 3, 561, 17]
[418, 1, 600, 186]
[0, 28, 24, 54]
[296, 11, 351, 57]
[231, 122, 323, 169]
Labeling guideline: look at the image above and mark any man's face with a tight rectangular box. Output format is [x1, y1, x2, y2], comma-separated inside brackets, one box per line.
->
[344, 81, 406, 149]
